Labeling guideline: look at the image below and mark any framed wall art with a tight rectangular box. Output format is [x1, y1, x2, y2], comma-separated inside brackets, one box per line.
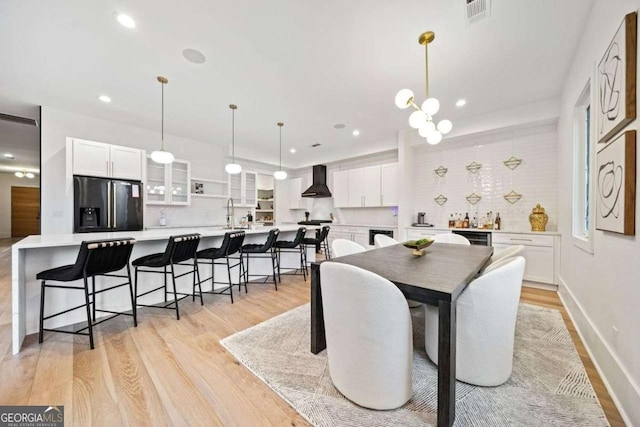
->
[596, 130, 636, 235]
[597, 12, 637, 144]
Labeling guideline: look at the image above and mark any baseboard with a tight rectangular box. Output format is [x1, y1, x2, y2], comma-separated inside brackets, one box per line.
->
[558, 276, 639, 426]
[522, 280, 557, 291]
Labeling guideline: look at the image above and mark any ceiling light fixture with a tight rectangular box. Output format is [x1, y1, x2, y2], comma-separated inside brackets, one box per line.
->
[150, 76, 175, 164]
[290, 148, 296, 153]
[352, 130, 360, 136]
[25, 172, 35, 179]
[3, 153, 14, 159]
[14, 170, 34, 179]
[116, 13, 136, 29]
[99, 95, 111, 103]
[395, 31, 452, 145]
[456, 99, 467, 107]
[225, 104, 242, 174]
[274, 122, 287, 180]
[182, 48, 206, 64]
[14, 171, 24, 178]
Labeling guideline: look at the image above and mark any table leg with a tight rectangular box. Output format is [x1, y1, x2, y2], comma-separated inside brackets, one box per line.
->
[438, 299, 457, 427]
[310, 263, 326, 354]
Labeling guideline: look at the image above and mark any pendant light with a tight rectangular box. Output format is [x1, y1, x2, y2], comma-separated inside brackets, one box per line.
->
[150, 76, 175, 164]
[273, 122, 287, 180]
[225, 104, 242, 174]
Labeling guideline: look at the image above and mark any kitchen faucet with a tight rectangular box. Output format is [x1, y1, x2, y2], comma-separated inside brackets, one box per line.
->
[226, 197, 235, 229]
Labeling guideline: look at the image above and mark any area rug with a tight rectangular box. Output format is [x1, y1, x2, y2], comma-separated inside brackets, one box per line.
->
[220, 303, 609, 426]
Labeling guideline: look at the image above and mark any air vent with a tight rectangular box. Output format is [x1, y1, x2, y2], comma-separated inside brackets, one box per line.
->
[465, 0, 490, 24]
[311, 143, 321, 148]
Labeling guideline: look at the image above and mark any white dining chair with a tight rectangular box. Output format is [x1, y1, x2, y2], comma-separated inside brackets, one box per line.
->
[424, 256, 525, 386]
[332, 239, 366, 257]
[374, 234, 399, 248]
[320, 262, 413, 409]
[486, 244, 525, 267]
[431, 233, 471, 245]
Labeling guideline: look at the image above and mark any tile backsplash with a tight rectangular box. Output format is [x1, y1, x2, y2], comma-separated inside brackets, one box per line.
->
[412, 123, 558, 231]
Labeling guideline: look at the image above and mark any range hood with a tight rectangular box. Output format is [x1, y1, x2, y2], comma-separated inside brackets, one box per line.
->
[302, 165, 332, 198]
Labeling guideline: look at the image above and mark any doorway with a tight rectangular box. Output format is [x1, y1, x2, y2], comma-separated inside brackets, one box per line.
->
[11, 186, 40, 237]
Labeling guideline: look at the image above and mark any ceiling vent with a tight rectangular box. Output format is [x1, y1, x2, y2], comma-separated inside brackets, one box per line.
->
[311, 143, 321, 148]
[465, 0, 491, 24]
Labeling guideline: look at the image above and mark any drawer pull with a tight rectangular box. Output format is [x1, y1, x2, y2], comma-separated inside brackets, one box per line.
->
[510, 238, 533, 242]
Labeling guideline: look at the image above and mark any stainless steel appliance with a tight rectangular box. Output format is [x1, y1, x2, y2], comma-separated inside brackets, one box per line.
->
[369, 229, 394, 246]
[452, 230, 491, 246]
[417, 212, 426, 224]
[73, 175, 144, 233]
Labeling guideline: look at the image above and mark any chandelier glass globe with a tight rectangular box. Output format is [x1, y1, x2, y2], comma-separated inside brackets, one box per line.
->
[395, 89, 414, 109]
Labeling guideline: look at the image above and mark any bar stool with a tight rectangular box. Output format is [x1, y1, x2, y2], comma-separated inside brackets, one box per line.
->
[37, 238, 137, 350]
[196, 230, 246, 302]
[303, 225, 331, 260]
[275, 227, 308, 281]
[132, 234, 201, 320]
[241, 228, 280, 290]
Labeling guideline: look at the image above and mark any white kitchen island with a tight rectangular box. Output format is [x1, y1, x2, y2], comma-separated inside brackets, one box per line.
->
[11, 225, 317, 354]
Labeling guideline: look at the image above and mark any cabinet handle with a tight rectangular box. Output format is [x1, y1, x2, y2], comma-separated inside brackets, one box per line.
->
[106, 160, 109, 175]
[111, 161, 114, 176]
[510, 238, 532, 242]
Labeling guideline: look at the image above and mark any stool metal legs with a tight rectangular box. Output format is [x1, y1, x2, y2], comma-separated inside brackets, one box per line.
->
[242, 249, 279, 291]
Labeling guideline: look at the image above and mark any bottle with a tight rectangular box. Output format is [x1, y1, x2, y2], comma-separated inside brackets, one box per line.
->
[495, 212, 501, 230]
[478, 214, 485, 229]
[463, 213, 469, 228]
[247, 210, 253, 223]
[454, 213, 460, 228]
[472, 216, 477, 229]
[448, 214, 454, 228]
[159, 210, 167, 226]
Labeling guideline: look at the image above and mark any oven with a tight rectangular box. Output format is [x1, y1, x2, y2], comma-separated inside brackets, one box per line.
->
[369, 229, 394, 246]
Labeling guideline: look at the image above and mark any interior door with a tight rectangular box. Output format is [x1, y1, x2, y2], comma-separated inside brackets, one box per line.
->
[11, 186, 40, 237]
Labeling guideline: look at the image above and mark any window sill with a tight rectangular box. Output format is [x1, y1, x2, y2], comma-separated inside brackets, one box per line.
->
[571, 234, 593, 254]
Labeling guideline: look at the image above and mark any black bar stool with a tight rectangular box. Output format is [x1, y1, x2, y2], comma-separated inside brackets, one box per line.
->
[37, 238, 137, 350]
[241, 228, 280, 290]
[132, 234, 202, 320]
[303, 225, 331, 260]
[196, 231, 245, 302]
[275, 227, 308, 281]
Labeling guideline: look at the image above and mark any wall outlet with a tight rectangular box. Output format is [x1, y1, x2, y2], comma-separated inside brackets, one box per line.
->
[612, 326, 618, 349]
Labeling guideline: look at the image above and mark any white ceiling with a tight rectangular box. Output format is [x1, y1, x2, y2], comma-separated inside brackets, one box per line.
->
[0, 0, 594, 168]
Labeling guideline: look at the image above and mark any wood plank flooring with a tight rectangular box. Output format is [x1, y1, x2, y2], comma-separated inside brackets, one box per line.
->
[0, 239, 624, 426]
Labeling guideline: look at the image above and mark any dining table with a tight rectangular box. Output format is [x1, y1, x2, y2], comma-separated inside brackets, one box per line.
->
[310, 242, 493, 427]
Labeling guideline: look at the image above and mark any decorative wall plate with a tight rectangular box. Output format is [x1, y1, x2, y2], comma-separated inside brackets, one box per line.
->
[504, 190, 523, 204]
[434, 165, 448, 177]
[434, 194, 448, 205]
[466, 193, 482, 205]
[466, 161, 482, 174]
[503, 156, 523, 170]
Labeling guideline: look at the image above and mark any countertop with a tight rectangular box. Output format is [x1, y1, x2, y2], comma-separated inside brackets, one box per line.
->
[405, 226, 561, 236]
[13, 224, 319, 250]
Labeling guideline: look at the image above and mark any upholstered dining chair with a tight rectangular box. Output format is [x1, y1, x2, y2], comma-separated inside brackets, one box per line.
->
[431, 233, 471, 245]
[373, 234, 399, 248]
[331, 239, 366, 258]
[486, 245, 525, 267]
[424, 256, 526, 386]
[320, 262, 413, 409]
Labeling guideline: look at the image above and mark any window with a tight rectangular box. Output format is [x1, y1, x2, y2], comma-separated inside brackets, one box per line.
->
[572, 81, 593, 252]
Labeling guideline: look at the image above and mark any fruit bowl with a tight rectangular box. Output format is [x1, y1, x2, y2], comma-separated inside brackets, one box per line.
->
[403, 239, 434, 256]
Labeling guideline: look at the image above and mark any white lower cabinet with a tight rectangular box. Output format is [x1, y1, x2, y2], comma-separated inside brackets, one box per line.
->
[406, 229, 451, 241]
[492, 233, 557, 285]
[328, 226, 368, 249]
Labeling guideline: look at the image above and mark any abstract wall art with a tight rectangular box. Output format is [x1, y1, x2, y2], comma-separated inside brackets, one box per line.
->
[597, 12, 637, 144]
[596, 130, 636, 235]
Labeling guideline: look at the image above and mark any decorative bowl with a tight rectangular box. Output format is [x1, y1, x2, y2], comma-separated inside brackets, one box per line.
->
[403, 239, 434, 256]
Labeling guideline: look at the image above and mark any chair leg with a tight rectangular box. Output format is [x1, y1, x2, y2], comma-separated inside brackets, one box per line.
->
[83, 276, 95, 350]
[195, 259, 204, 306]
[300, 246, 307, 281]
[134, 266, 139, 311]
[170, 263, 180, 320]
[164, 265, 168, 303]
[276, 248, 281, 282]
[91, 276, 96, 322]
[127, 264, 137, 327]
[38, 280, 46, 344]
[226, 256, 235, 297]
[241, 255, 247, 293]
[271, 250, 278, 291]
[226, 259, 234, 304]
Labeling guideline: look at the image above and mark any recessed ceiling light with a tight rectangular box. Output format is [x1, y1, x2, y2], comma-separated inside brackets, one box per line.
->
[290, 148, 296, 153]
[456, 99, 467, 107]
[98, 95, 111, 103]
[183, 48, 206, 64]
[3, 153, 14, 159]
[25, 172, 35, 179]
[115, 13, 136, 29]
[334, 123, 346, 129]
[14, 171, 24, 178]
[352, 130, 360, 136]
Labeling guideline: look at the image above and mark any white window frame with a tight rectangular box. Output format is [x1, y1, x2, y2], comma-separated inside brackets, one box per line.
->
[571, 78, 595, 253]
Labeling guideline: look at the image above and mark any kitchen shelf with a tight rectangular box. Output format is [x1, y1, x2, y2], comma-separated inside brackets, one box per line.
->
[191, 177, 228, 184]
[255, 209, 273, 212]
[190, 193, 228, 199]
[258, 198, 274, 201]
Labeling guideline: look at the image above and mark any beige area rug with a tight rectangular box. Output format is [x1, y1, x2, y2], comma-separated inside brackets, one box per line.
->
[220, 303, 609, 426]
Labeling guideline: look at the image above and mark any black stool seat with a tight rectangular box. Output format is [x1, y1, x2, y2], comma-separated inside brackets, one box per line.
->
[302, 225, 331, 260]
[38, 238, 137, 350]
[275, 240, 298, 249]
[241, 229, 280, 290]
[241, 243, 271, 253]
[275, 227, 308, 281]
[196, 246, 226, 259]
[196, 231, 246, 302]
[302, 237, 321, 245]
[132, 253, 166, 268]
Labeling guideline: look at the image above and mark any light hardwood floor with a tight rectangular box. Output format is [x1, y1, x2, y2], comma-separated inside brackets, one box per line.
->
[0, 239, 624, 426]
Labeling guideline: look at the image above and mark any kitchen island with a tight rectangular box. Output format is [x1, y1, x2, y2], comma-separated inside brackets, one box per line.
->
[11, 225, 317, 354]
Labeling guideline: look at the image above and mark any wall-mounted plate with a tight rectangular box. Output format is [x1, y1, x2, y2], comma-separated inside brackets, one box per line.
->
[434, 194, 448, 205]
[466, 161, 482, 174]
[504, 190, 523, 204]
[434, 165, 448, 177]
[466, 193, 482, 205]
[503, 156, 523, 170]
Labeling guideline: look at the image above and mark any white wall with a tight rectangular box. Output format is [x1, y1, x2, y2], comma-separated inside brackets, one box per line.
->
[412, 122, 558, 231]
[0, 172, 39, 238]
[557, 1, 640, 424]
[40, 107, 280, 233]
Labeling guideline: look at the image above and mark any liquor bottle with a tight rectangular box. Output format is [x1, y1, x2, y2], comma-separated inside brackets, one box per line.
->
[455, 213, 462, 228]
[495, 212, 501, 230]
[478, 214, 485, 229]
[463, 212, 469, 228]
[449, 214, 454, 228]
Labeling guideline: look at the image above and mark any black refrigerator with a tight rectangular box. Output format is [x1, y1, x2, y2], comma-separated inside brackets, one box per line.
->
[74, 175, 144, 233]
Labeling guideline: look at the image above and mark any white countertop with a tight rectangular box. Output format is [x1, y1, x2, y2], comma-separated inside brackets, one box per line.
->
[331, 223, 398, 229]
[13, 224, 319, 250]
[405, 226, 561, 236]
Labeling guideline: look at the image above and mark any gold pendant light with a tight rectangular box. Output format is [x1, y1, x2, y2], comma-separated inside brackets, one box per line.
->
[150, 76, 175, 164]
[273, 122, 287, 180]
[225, 104, 242, 174]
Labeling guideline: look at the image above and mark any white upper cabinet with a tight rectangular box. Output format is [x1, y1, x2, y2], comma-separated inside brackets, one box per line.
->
[71, 138, 143, 181]
[145, 156, 191, 205]
[348, 169, 365, 207]
[332, 170, 350, 208]
[381, 163, 399, 206]
[363, 166, 381, 207]
[228, 171, 257, 207]
[288, 177, 303, 209]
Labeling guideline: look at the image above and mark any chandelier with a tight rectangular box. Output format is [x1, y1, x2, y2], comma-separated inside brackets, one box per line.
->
[395, 31, 452, 145]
